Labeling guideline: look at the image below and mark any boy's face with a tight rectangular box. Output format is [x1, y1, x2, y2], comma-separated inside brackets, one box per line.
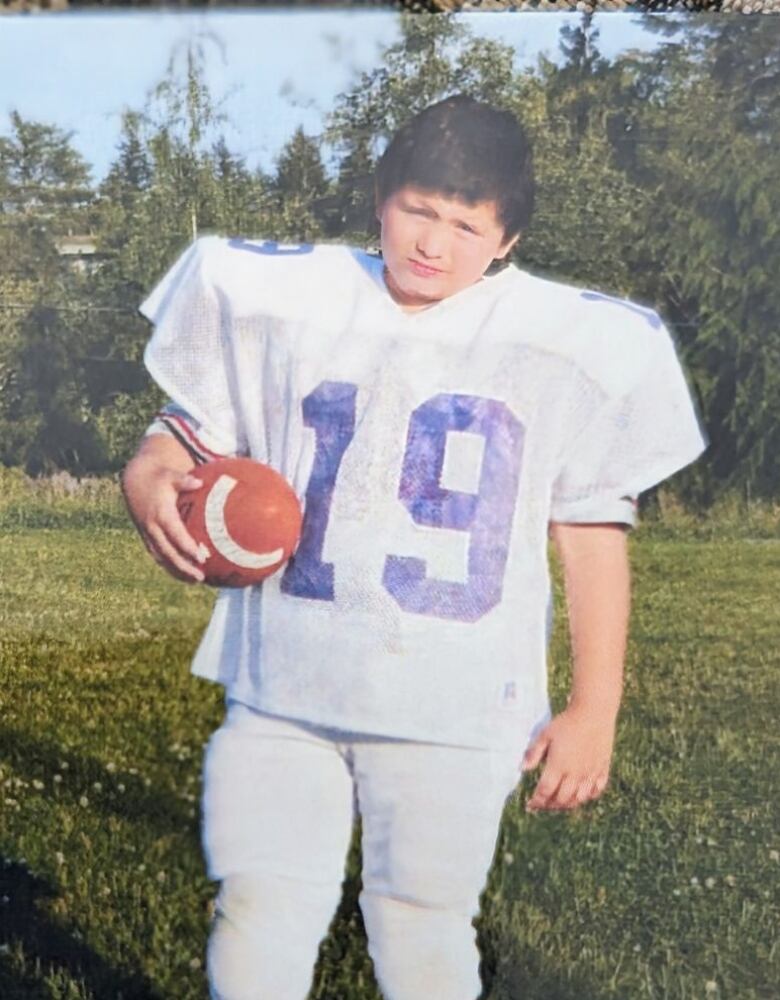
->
[376, 185, 519, 313]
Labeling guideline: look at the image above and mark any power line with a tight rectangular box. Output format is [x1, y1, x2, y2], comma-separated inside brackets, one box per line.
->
[0, 302, 137, 314]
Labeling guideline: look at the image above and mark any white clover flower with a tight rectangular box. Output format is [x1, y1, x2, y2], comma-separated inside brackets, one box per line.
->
[32, 780, 44, 791]
[117, 784, 126, 793]
[106, 763, 117, 773]
[53, 775, 63, 784]
[92, 782, 102, 793]
[724, 875, 737, 887]
[705, 877, 716, 889]
[55, 852, 65, 866]
[769, 850, 779, 862]
[189, 958, 201, 970]
[79, 796, 89, 808]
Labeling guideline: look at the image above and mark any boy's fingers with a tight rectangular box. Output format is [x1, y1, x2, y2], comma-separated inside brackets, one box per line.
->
[522, 734, 549, 771]
[160, 509, 208, 565]
[176, 473, 203, 491]
[148, 523, 205, 582]
[526, 767, 563, 812]
[553, 775, 579, 810]
[574, 780, 595, 806]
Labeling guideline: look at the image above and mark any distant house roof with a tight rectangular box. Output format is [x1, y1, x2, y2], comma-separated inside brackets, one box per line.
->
[55, 234, 99, 256]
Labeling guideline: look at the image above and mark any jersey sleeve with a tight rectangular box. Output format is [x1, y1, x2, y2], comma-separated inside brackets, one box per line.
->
[139, 237, 246, 457]
[143, 401, 240, 464]
[550, 321, 707, 526]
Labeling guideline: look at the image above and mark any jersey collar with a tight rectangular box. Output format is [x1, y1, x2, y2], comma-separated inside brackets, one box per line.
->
[352, 249, 518, 324]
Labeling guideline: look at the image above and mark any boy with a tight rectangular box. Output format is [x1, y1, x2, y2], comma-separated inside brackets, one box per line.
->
[122, 96, 706, 1000]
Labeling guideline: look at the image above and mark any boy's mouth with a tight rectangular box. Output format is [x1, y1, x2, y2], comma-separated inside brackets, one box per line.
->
[408, 259, 443, 277]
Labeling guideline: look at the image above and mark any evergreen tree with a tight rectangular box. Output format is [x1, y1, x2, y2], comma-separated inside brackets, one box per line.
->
[100, 110, 153, 212]
[612, 15, 780, 500]
[0, 110, 93, 232]
[269, 127, 330, 241]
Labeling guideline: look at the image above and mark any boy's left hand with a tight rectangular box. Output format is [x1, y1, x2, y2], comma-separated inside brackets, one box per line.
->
[522, 704, 616, 812]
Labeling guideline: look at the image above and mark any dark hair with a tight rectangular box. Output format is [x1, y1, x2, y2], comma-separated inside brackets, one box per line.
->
[375, 95, 535, 240]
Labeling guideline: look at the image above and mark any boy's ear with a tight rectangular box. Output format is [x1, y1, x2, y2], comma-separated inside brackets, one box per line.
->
[497, 233, 521, 261]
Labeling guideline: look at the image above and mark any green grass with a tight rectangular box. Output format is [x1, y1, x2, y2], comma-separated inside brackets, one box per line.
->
[0, 515, 778, 999]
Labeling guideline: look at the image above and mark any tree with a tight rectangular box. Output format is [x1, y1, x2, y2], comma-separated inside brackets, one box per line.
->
[547, 12, 612, 151]
[100, 110, 153, 212]
[0, 305, 106, 475]
[607, 15, 780, 501]
[210, 135, 264, 234]
[0, 111, 93, 232]
[268, 127, 330, 241]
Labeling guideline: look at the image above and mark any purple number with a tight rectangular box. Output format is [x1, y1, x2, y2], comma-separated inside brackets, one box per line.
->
[280, 382, 357, 600]
[580, 290, 661, 329]
[382, 394, 524, 622]
[228, 237, 313, 256]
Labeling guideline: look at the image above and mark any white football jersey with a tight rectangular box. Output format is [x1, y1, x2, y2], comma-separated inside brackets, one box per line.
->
[139, 236, 706, 752]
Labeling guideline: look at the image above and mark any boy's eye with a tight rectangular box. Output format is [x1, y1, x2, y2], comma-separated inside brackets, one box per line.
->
[458, 223, 477, 234]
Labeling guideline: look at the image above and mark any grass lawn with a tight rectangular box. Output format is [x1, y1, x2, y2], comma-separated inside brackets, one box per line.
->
[0, 522, 778, 999]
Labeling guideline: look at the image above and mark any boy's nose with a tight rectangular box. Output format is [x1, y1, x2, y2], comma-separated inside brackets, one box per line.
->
[415, 226, 446, 260]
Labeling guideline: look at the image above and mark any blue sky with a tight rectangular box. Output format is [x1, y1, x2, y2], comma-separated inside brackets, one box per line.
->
[0, 9, 679, 184]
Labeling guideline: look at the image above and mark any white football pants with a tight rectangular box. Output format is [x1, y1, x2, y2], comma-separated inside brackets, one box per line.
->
[202, 700, 528, 1000]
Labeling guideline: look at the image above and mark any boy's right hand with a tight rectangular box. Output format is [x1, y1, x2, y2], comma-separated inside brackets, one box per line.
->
[121, 454, 207, 584]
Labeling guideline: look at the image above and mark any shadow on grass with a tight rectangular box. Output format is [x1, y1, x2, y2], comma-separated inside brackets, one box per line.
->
[0, 724, 198, 843]
[0, 861, 162, 1000]
[478, 934, 614, 1000]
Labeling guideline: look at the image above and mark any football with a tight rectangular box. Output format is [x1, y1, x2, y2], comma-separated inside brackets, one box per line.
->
[177, 458, 302, 587]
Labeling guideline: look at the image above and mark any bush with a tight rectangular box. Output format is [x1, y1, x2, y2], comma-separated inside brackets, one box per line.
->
[639, 486, 780, 540]
[0, 466, 128, 530]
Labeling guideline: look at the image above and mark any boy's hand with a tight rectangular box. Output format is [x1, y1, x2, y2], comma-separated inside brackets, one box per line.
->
[522, 704, 616, 812]
[122, 444, 207, 584]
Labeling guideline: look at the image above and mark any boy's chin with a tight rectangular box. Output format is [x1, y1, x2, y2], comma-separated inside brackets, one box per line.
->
[392, 283, 442, 310]
[385, 266, 441, 309]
